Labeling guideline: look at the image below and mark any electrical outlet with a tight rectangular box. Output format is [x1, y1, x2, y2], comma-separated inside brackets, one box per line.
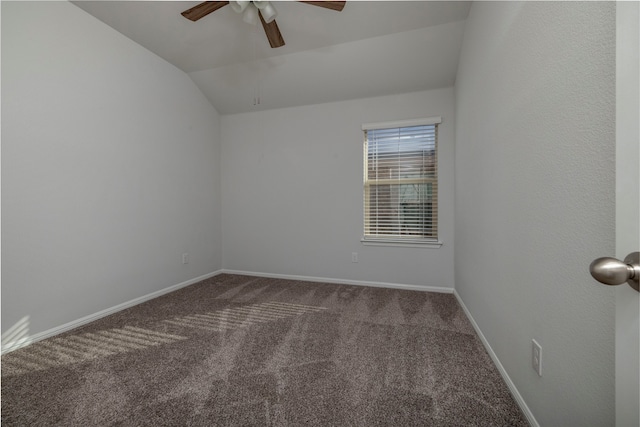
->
[532, 339, 542, 377]
[352, 252, 358, 263]
[182, 253, 189, 265]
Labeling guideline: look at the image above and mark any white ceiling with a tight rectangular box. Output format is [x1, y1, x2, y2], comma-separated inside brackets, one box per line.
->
[72, 1, 471, 114]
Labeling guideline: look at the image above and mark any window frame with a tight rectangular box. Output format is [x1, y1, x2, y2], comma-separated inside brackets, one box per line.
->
[361, 117, 443, 248]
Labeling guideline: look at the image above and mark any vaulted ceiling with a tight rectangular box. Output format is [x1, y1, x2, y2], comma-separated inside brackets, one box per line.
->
[72, 1, 471, 114]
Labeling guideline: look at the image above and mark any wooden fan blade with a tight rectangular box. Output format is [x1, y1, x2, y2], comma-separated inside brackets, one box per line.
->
[298, 1, 346, 12]
[181, 1, 229, 21]
[259, 14, 285, 48]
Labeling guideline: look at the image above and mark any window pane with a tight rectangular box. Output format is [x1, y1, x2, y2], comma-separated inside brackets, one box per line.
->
[365, 183, 435, 237]
[367, 126, 436, 181]
[364, 123, 438, 241]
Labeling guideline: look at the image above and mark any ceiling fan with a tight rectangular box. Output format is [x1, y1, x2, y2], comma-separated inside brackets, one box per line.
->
[181, 1, 346, 48]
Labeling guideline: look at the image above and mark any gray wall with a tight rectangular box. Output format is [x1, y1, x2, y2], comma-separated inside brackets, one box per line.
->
[2, 2, 622, 424]
[2, 1, 223, 337]
[454, 2, 616, 425]
[221, 88, 455, 289]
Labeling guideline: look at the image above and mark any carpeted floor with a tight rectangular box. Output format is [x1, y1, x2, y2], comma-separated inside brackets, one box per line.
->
[2, 274, 529, 426]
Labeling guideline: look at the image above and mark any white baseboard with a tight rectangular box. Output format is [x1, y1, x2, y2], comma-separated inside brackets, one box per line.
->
[1, 270, 224, 355]
[453, 290, 539, 427]
[220, 269, 454, 294]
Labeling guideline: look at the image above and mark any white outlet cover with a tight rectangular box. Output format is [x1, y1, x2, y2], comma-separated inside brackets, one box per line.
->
[532, 339, 542, 377]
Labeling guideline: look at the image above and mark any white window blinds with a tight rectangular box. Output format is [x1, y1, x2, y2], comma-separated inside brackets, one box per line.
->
[362, 117, 440, 243]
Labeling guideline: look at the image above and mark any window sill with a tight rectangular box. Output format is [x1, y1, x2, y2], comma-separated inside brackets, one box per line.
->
[360, 238, 443, 248]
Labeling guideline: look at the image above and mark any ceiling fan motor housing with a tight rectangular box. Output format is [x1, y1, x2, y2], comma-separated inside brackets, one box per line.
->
[181, 1, 346, 49]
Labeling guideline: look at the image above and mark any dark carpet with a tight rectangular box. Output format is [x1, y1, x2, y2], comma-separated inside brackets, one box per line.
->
[1, 274, 529, 426]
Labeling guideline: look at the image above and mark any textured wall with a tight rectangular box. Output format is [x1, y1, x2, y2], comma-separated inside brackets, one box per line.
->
[454, 2, 616, 425]
[2, 2, 222, 337]
[221, 88, 455, 289]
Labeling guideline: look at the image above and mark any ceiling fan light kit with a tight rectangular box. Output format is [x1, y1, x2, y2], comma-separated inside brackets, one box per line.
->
[230, 1, 276, 25]
[241, 3, 260, 25]
[260, 3, 278, 23]
[252, 1, 270, 10]
[230, 0, 249, 13]
[181, 1, 346, 48]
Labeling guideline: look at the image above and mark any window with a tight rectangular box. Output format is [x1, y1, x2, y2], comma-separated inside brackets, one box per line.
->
[362, 117, 441, 246]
